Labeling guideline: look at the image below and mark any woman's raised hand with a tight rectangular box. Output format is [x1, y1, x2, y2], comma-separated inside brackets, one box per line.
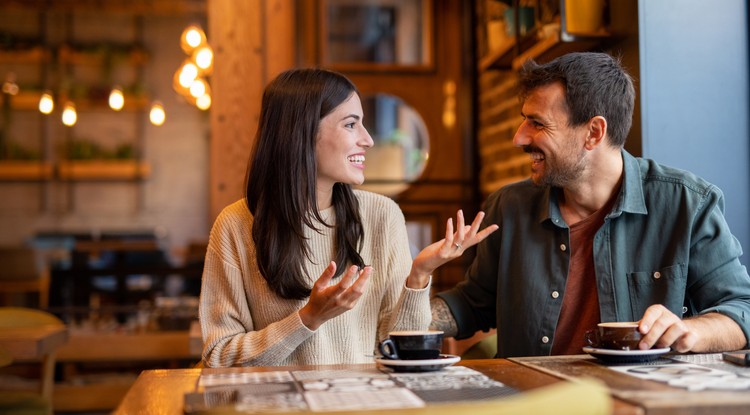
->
[406, 210, 499, 289]
[298, 261, 372, 330]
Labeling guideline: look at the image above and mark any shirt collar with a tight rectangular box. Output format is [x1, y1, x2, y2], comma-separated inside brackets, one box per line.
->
[539, 149, 647, 225]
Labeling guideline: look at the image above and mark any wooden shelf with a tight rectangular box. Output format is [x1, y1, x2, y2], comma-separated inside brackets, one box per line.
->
[0, 46, 49, 64]
[59, 44, 149, 66]
[57, 160, 151, 180]
[511, 30, 604, 70]
[0, 161, 54, 180]
[479, 28, 611, 71]
[0, 90, 44, 110]
[479, 39, 515, 72]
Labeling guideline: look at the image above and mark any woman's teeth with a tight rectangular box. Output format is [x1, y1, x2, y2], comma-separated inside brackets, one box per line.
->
[348, 155, 365, 164]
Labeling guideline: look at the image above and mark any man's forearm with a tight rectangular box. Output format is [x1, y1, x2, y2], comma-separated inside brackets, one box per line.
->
[429, 297, 458, 337]
[686, 312, 747, 352]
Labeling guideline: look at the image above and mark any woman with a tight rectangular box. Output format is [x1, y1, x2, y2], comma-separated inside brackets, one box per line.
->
[200, 68, 497, 367]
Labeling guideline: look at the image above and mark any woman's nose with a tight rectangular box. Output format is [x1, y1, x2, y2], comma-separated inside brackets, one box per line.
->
[360, 128, 374, 148]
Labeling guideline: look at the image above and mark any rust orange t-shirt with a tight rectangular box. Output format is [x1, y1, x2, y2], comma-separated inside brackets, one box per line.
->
[551, 195, 617, 355]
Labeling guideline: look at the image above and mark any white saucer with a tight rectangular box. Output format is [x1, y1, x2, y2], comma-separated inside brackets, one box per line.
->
[583, 346, 671, 364]
[375, 354, 461, 372]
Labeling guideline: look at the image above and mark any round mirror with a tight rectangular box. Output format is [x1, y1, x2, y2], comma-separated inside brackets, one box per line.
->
[359, 94, 429, 196]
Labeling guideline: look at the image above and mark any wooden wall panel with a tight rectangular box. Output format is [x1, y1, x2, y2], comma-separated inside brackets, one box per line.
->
[208, 0, 295, 221]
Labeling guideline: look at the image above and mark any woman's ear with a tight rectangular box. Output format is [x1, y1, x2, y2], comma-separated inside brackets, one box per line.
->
[585, 116, 607, 150]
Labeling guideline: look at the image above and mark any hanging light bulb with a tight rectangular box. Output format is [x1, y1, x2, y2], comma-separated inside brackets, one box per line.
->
[189, 78, 207, 98]
[108, 86, 125, 111]
[62, 102, 77, 126]
[38, 91, 54, 114]
[196, 94, 211, 110]
[193, 46, 213, 73]
[180, 25, 206, 54]
[178, 62, 199, 88]
[149, 101, 166, 126]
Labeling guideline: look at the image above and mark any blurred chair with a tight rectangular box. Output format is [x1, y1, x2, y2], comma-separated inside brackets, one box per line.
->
[0, 307, 65, 415]
[461, 333, 498, 360]
[0, 246, 50, 309]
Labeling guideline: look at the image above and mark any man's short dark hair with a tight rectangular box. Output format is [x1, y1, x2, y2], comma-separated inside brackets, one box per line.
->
[518, 52, 635, 147]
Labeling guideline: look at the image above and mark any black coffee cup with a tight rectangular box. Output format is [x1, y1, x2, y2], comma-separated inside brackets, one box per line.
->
[378, 330, 444, 360]
[585, 321, 642, 350]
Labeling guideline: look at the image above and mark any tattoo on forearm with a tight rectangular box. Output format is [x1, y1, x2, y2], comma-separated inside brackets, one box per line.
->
[429, 297, 458, 337]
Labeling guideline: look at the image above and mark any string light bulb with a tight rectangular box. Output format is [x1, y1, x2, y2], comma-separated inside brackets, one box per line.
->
[189, 78, 207, 98]
[149, 101, 166, 126]
[108, 86, 125, 111]
[38, 91, 54, 114]
[180, 25, 206, 54]
[196, 94, 211, 110]
[193, 46, 213, 73]
[178, 62, 199, 88]
[62, 102, 77, 126]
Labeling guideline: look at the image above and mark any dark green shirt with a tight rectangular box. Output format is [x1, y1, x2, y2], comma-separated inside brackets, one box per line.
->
[438, 150, 750, 357]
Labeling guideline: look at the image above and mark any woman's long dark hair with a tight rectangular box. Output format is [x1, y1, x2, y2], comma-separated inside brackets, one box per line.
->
[246, 68, 365, 300]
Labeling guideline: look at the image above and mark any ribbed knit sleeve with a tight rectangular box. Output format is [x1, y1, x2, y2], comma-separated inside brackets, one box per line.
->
[199, 200, 315, 367]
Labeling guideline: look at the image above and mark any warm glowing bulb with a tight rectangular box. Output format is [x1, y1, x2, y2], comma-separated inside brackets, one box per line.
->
[194, 46, 213, 71]
[38, 92, 54, 114]
[196, 94, 211, 110]
[179, 63, 199, 88]
[181, 25, 206, 53]
[189, 79, 206, 98]
[149, 102, 166, 126]
[109, 87, 124, 111]
[185, 29, 202, 48]
[62, 102, 77, 126]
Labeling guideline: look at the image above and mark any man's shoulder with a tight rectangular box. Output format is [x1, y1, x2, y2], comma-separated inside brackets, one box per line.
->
[635, 157, 716, 197]
[486, 179, 546, 206]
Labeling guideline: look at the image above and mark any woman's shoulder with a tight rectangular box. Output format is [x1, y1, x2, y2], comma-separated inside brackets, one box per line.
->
[210, 199, 253, 238]
[216, 199, 253, 223]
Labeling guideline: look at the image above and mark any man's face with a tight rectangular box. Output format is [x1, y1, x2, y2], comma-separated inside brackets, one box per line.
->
[513, 83, 590, 188]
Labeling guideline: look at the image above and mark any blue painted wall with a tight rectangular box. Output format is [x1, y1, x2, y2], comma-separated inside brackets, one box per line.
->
[638, 0, 750, 256]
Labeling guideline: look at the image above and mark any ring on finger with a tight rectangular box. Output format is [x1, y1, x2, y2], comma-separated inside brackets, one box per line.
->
[454, 243, 462, 249]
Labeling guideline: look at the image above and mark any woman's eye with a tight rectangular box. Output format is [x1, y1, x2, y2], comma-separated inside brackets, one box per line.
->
[345, 122, 356, 129]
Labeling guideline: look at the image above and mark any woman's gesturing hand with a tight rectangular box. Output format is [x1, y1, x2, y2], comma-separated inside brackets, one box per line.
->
[407, 210, 499, 289]
[298, 261, 372, 330]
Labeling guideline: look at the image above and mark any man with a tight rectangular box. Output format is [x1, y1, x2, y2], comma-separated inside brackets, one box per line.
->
[431, 52, 750, 357]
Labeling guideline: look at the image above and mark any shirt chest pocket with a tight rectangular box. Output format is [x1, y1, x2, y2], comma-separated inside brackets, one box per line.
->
[626, 264, 686, 319]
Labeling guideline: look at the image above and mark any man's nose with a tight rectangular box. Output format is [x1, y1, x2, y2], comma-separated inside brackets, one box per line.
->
[513, 123, 530, 147]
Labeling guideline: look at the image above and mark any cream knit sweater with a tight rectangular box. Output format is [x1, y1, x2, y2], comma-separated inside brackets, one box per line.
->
[200, 190, 431, 367]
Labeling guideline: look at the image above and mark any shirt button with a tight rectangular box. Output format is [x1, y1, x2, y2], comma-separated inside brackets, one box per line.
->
[541, 336, 550, 344]
[551, 291, 559, 299]
[653, 271, 661, 279]
[559, 244, 567, 252]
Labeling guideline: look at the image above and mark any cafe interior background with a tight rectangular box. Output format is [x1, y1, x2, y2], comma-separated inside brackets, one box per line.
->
[0, 0, 747, 412]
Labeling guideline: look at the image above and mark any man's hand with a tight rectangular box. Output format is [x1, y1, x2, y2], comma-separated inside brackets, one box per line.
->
[298, 262, 372, 330]
[638, 304, 746, 353]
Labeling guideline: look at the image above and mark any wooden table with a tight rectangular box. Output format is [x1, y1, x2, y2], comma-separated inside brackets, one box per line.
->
[114, 359, 638, 415]
[114, 355, 750, 415]
[0, 325, 68, 360]
[512, 354, 750, 415]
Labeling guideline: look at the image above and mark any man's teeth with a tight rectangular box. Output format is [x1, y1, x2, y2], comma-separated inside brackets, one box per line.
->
[348, 155, 365, 164]
[530, 153, 545, 161]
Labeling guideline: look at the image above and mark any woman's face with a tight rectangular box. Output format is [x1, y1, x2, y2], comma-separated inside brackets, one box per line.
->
[315, 92, 374, 191]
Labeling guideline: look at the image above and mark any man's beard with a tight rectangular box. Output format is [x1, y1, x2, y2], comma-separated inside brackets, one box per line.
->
[525, 145, 587, 188]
